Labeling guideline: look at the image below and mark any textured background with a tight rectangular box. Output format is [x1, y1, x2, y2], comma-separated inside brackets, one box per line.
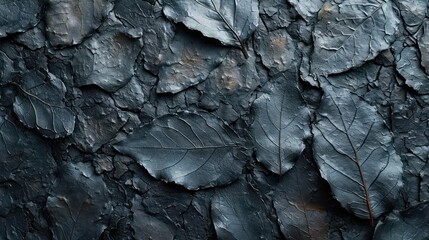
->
[0, 0, 428, 239]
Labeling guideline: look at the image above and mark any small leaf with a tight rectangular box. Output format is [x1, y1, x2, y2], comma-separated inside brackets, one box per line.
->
[45, 0, 114, 47]
[131, 196, 175, 240]
[46, 162, 110, 240]
[373, 201, 429, 240]
[114, 111, 251, 190]
[161, 0, 259, 58]
[395, 45, 429, 94]
[394, 0, 428, 34]
[155, 28, 228, 94]
[250, 74, 310, 175]
[311, 0, 399, 75]
[72, 30, 143, 92]
[0, 0, 42, 38]
[273, 156, 334, 239]
[211, 179, 280, 239]
[254, 28, 299, 75]
[13, 71, 75, 138]
[312, 85, 403, 226]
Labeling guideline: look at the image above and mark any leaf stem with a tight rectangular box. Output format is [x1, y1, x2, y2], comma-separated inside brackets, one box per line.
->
[210, 0, 249, 59]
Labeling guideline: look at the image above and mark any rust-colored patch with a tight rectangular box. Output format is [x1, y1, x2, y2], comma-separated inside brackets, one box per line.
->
[271, 37, 287, 51]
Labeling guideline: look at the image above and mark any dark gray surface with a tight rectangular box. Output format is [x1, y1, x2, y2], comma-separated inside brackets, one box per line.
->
[0, 0, 428, 239]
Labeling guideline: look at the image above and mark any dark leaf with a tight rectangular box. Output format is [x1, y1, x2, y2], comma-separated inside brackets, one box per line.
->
[259, 0, 293, 31]
[72, 30, 143, 92]
[0, 111, 56, 201]
[395, 45, 429, 94]
[112, 76, 145, 111]
[0, 0, 42, 38]
[161, 0, 259, 57]
[318, 63, 381, 96]
[373, 201, 429, 240]
[46, 162, 111, 240]
[198, 48, 260, 115]
[311, 0, 399, 75]
[131, 196, 175, 240]
[211, 179, 280, 239]
[114, 0, 176, 74]
[273, 156, 334, 240]
[15, 23, 46, 50]
[72, 88, 128, 152]
[45, 0, 114, 47]
[13, 71, 75, 138]
[250, 74, 310, 175]
[312, 85, 403, 225]
[155, 28, 228, 94]
[114, 111, 251, 190]
[254, 28, 299, 75]
[393, 0, 428, 34]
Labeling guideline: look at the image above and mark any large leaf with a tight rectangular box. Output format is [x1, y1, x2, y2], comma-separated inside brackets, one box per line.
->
[311, 0, 399, 75]
[273, 156, 335, 239]
[114, 111, 251, 190]
[12, 71, 75, 138]
[373, 201, 429, 239]
[211, 179, 280, 239]
[312, 85, 403, 226]
[161, 0, 259, 58]
[46, 162, 111, 240]
[250, 74, 310, 175]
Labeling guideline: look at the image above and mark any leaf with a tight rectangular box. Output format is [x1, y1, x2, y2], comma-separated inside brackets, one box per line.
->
[131, 196, 175, 240]
[114, 111, 251, 190]
[0, 111, 56, 201]
[161, 0, 259, 58]
[211, 179, 280, 239]
[395, 45, 429, 94]
[0, 0, 42, 38]
[318, 62, 381, 96]
[198, 48, 260, 115]
[250, 74, 311, 175]
[72, 30, 143, 92]
[311, 0, 399, 75]
[273, 156, 335, 240]
[312, 85, 403, 226]
[72, 87, 128, 153]
[155, 28, 228, 94]
[12, 70, 75, 138]
[288, 0, 326, 22]
[373, 201, 429, 240]
[46, 162, 111, 240]
[254, 28, 299, 75]
[45, 0, 114, 47]
[393, 0, 428, 34]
